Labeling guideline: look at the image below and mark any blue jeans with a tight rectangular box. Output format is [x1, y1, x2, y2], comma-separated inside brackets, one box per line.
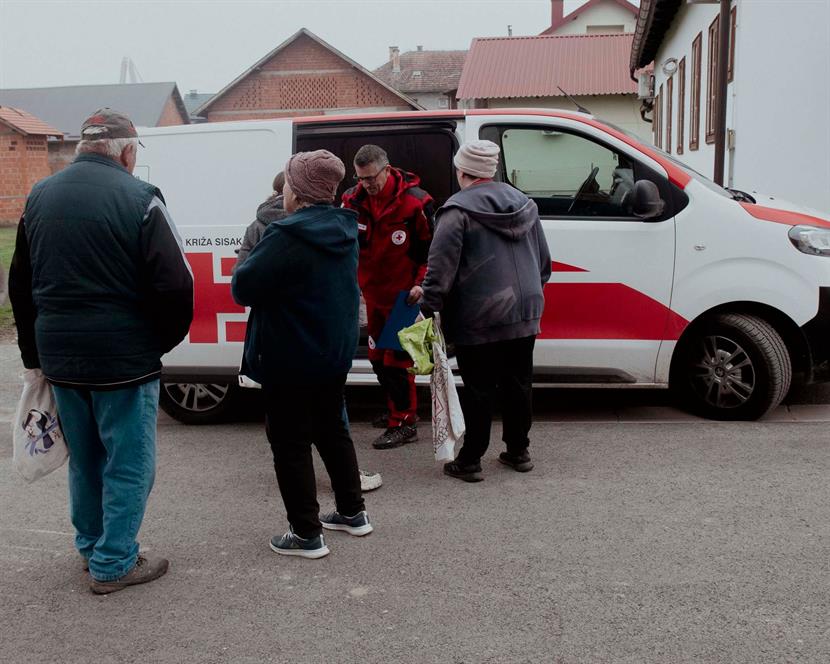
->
[52, 380, 160, 582]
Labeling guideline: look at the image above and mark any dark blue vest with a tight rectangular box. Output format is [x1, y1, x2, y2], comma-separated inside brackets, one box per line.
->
[23, 153, 165, 385]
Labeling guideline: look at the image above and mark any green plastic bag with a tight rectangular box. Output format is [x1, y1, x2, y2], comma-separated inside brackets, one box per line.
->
[397, 317, 436, 375]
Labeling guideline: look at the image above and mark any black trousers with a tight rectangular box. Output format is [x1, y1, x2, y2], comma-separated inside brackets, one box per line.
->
[264, 377, 364, 538]
[454, 335, 536, 465]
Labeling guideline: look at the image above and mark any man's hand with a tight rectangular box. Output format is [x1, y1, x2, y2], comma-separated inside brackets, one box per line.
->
[407, 285, 424, 305]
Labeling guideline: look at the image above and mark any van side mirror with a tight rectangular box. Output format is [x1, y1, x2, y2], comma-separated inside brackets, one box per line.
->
[631, 180, 666, 220]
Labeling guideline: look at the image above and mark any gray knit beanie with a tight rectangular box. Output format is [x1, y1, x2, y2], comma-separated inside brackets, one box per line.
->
[453, 140, 500, 179]
[285, 150, 345, 203]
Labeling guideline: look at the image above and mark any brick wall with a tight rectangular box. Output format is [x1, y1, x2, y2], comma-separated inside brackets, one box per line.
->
[206, 34, 411, 122]
[157, 94, 187, 126]
[0, 126, 52, 223]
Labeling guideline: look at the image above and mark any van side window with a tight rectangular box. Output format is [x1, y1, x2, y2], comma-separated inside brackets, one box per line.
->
[481, 126, 638, 219]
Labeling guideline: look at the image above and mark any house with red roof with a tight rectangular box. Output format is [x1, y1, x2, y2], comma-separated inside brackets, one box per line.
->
[374, 46, 467, 110]
[195, 29, 419, 122]
[457, 1, 650, 139]
[0, 106, 62, 222]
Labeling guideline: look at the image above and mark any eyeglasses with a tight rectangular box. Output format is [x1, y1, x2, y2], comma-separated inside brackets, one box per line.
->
[353, 165, 388, 183]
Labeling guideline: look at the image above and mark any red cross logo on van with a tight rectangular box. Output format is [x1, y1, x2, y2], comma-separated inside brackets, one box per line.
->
[186, 253, 247, 343]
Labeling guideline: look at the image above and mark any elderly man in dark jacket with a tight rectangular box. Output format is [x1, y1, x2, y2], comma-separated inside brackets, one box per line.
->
[421, 140, 551, 482]
[232, 149, 373, 560]
[9, 108, 194, 592]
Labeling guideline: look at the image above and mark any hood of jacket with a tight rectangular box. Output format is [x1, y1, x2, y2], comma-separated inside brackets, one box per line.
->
[275, 204, 358, 255]
[440, 181, 538, 240]
[256, 193, 287, 225]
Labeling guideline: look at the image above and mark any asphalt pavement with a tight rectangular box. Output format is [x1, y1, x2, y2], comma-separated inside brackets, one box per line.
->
[1, 344, 829, 663]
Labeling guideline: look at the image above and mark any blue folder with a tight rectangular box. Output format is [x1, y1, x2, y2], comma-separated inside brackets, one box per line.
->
[376, 290, 421, 351]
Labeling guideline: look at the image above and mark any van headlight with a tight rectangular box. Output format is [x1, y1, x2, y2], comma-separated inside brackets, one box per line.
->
[789, 225, 830, 256]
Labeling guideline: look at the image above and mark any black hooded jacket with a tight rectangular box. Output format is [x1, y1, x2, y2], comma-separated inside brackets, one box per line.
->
[231, 204, 360, 386]
[421, 181, 551, 345]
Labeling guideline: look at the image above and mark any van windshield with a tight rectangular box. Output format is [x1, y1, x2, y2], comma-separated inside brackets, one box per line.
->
[600, 120, 733, 199]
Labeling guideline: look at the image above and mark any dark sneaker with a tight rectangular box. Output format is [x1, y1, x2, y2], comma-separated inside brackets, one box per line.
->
[359, 469, 383, 492]
[89, 554, 169, 594]
[498, 451, 534, 472]
[443, 461, 484, 483]
[269, 529, 330, 559]
[373, 424, 417, 449]
[371, 411, 390, 429]
[320, 510, 374, 536]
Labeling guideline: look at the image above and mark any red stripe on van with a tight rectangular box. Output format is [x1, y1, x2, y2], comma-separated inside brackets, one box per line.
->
[540, 282, 688, 340]
[551, 261, 588, 272]
[739, 203, 830, 229]
[294, 110, 465, 124]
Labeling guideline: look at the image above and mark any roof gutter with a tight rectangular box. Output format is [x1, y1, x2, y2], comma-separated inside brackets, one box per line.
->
[712, 0, 731, 186]
[629, 0, 683, 77]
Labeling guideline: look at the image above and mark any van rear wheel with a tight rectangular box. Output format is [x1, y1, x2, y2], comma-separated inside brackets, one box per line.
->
[672, 313, 791, 420]
[159, 382, 236, 424]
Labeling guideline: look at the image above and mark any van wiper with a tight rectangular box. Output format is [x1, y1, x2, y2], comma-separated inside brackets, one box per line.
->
[727, 188, 756, 203]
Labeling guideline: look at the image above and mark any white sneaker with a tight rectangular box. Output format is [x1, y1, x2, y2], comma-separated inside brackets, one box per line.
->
[359, 469, 382, 492]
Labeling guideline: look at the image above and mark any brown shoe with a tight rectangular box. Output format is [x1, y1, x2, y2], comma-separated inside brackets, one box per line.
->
[89, 554, 169, 595]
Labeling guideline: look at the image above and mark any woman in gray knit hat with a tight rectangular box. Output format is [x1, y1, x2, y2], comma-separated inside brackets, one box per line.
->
[232, 149, 375, 559]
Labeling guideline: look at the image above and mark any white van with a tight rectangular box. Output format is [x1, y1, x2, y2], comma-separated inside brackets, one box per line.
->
[135, 109, 830, 423]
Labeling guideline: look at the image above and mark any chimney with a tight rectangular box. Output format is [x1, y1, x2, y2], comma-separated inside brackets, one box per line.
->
[417, 45, 423, 51]
[551, 0, 564, 28]
[389, 46, 401, 73]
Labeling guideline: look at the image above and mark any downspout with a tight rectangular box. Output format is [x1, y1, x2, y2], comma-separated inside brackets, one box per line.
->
[713, 0, 731, 185]
[630, 0, 655, 124]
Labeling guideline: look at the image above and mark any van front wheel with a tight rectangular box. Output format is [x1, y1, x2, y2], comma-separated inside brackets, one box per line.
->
[159, 382, 236, 424]
[672, 313, 791, 420]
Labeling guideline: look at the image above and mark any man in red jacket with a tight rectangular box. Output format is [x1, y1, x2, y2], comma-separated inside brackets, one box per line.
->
[342, 145, 434, 449]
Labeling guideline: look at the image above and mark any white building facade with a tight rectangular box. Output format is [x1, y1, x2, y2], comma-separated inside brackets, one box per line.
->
[543, 0, 639, 35]
[632, 0, 830, 215]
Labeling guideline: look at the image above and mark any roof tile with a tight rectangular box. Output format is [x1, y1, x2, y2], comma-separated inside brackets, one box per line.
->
[457, 33, 637, 100]
[374, 50, 467, 94]
[0, 106, 62, 136]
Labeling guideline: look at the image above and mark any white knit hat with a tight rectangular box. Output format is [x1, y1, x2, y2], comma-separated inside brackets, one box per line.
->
[453, 140, 500, 178]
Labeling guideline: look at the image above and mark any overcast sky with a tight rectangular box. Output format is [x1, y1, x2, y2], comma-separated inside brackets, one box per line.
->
[0, 0, 636, 93]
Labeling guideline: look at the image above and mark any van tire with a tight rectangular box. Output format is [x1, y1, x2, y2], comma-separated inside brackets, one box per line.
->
[159, 382, 237, 424]
[671, 313, 791, 420]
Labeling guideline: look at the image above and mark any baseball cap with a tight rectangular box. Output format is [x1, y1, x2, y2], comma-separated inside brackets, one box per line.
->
[80, 108, 144, 146]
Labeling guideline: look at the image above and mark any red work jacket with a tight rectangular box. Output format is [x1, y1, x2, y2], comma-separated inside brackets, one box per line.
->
[342, 168, 434, 309]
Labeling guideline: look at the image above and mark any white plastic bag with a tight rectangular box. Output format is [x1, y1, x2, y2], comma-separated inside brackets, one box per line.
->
[431, 314, 465, 461]
[12, 369, 68, 482]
